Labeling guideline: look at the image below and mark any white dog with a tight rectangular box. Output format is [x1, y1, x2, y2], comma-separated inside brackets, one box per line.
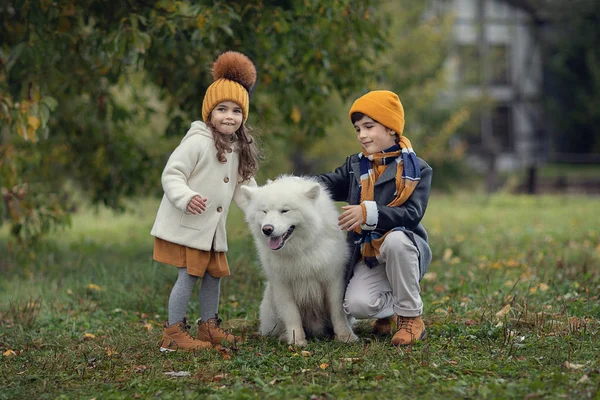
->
[241, 176, 358, 346]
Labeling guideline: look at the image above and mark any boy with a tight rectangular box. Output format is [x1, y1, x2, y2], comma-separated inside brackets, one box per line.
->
[317, 90, 432, 346]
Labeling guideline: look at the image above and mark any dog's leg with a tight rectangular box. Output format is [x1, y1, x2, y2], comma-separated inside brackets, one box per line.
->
[259, 283, 281, 337]
[326, 279, 359, 343]
[270, 280, 307, 346]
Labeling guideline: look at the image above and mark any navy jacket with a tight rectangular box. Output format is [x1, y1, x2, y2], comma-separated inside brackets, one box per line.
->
[317, 153, 433, 283]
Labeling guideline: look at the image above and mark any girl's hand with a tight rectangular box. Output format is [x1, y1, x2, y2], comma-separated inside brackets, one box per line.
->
[338, 205, 365, 232]
[187, 195, 207, 214]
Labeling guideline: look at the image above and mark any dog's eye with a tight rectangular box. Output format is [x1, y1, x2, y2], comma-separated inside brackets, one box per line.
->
[261, 210, 267, 214]
[281, 209, 289, 214]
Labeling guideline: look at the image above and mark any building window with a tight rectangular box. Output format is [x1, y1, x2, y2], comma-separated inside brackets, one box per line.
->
[462, 104, 513, 152]
[456, 44, 510, 86]
[490, 45, 510, 85]
[491, 104, 513, 151]
[457, 44, 481, 86]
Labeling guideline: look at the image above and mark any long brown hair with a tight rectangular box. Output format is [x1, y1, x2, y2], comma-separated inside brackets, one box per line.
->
[207, 120, 260, 182]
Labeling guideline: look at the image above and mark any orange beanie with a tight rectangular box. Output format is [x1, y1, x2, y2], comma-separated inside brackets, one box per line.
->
[202, 51, 257, 123]
[348, 90, 405, 136]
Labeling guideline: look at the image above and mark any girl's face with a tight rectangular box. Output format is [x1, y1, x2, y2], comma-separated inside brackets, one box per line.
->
[353, 115, 397, 153]
[210, 101, 243, 135]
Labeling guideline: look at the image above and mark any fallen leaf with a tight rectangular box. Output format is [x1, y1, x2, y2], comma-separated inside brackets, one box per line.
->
[213, 374, 228, 382]
[143, 323, 153, 331]
[3, 349, 17, 357]
[564, 361, 585, 370]
[319, 363, 329, 370]
[301, 351, 312, 357]
[539, 283, 549, 291]
[164, 371, 191, 377]
[442, 248, 453, 262]
[105, 347, 119, 356]
[83, 333, 96, 340]
[495, 304, 511, 318]
[218, 348, 231, 360]
[86, 283, 101, 292]
[422, 272, 437, 282]
[577, 374, 590, 384]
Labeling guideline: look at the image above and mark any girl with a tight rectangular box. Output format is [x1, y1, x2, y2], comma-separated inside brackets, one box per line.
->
[151, 51, 259, 352]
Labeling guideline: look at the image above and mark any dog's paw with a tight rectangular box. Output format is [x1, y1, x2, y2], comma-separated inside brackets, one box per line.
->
[335, 332, 359, 343]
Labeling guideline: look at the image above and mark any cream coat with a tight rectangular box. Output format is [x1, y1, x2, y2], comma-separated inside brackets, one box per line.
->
[150, 121, 256, 252]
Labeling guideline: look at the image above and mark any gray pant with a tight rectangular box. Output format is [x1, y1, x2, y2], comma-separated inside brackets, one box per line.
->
[343, 231, 423, 319]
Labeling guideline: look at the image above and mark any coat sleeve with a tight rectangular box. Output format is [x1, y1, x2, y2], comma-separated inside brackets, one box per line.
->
[316, 157, 353, 202]
[161, 136, 203, 212]
[375, 163, 432, 232]
[233, 177, 257, 212]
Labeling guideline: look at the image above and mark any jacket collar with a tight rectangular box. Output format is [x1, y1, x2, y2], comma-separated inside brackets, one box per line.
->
[351, 157, 399, 186]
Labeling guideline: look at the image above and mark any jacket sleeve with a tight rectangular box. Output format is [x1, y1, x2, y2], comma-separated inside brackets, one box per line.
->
[161, 136, 203, 212]
[316, 157, 353, 202]
[233, 177, 257, 212]
[375, 163, 432, 232]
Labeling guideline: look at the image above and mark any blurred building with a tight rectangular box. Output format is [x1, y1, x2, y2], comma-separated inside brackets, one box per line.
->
[438, 0, 548, 177]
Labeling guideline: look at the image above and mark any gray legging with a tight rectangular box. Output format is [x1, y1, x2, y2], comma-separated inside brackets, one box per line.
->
[167, 267, 221, 325]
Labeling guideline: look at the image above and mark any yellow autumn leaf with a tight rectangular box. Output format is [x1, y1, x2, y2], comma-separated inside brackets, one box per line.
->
[495, 304, 511, 318]
[87, 283, 101, 291]
[422, 272, 437, 282]
[432, 296, 450, 305]
[319, 363, 329, 370]
[105, 347, 119, 356]
[196, 15, 205, 30]
[143, 323, 153, 331]
[301, 351, 311, 357]
[290, 107, 301, 124]
[529, 287, 538, 294]
[83, 333, 96, 340]
[442, 248, 453, 262]
[3, 349, 17, 357]
[28, 115, 40, 130]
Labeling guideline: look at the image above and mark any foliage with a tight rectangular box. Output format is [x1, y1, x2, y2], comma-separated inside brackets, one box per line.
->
[1, 194, 599, 398]
[0, 0, 385, 244]
[305, 1, 473, 190]
[543, 0, 600, 154]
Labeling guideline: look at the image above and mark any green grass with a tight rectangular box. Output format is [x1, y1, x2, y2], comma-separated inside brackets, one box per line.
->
[1, 194, 599, 399]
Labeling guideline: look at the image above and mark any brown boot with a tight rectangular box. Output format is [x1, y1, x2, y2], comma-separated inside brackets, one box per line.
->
[391, 315, 427, 346]
[373, 317, 393, 335]
[160, 318, 213, 352]
[197, 314, 243, 345]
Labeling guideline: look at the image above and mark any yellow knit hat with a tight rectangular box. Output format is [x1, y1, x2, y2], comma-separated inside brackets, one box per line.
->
[202, 51, 257, 123]
[348, 90, 405, 136]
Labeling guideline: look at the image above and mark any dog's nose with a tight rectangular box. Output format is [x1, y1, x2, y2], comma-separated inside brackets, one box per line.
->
[262, 225, 274, 236]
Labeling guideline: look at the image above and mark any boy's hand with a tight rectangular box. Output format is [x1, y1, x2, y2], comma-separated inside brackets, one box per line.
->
[338, 205, 365, 232]
[187, 195, 207, 214]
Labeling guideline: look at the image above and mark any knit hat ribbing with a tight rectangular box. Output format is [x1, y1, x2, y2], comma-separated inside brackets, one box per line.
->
[348, 90, 405, 136]
[202, 51, 257, 123]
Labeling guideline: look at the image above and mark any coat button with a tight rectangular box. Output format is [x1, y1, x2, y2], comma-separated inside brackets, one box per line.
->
[217, 206, 223, 212]
[223, 177, 229, 183]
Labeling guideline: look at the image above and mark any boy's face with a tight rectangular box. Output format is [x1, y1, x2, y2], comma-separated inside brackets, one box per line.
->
[353, 115, 398, 153]
[210, 101, 243, 135]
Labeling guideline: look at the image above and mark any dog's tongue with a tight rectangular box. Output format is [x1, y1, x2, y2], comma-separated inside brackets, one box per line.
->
[268, 236, 284, 250]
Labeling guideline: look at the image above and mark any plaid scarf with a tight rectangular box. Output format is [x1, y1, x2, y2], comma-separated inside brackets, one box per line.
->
[357, 136, 420, 267]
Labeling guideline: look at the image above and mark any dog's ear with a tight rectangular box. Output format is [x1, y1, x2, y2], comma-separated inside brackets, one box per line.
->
[304, 182, 320, 200]
[240, 185, 256, 202]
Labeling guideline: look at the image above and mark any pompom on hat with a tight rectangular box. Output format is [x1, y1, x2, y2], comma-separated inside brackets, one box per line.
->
[348, 90, 405, 136]
[202, 51, 257, 123]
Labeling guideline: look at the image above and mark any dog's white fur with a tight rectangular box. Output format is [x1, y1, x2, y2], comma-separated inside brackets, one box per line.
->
[241, 175, 358, 346]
